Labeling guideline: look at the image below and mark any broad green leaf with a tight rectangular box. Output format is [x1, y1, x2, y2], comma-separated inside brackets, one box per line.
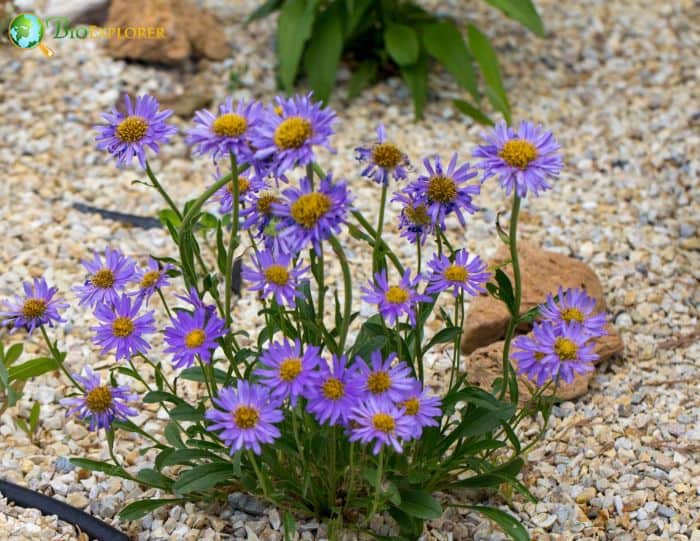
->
[421, 21, 477, 98]
[347, 60, 378, 100]
[277, 0, 320, 92]
[169, 403, 204, 422]
[246, 0, 283, 23]
[466, 505, 529, 541]
[164, 422, 185, 448]
[423, 326, 462, 353]
[397, 488, 443, 519]
[384, 22, 420, 66]
[453, 99, 494, 126]
[143, 390, 187, 406]
[70, 458, 129, 478]
[467, 25, 511, 123]
[283, 511, 296, 541]
[483, 0, 544, 37]
[304, 2, 344, 103]
[29, 401, 40, 433]
[9, 357, 57, 382]
[400, 54, 428, 119]
[161, 448, 221, 467]
[178, 366, 228, 384]
[173, 463, 233, 495]
[0, 359, 8, 387]
[136, 468, 173, 490]
[119, 498, 185, 521]
[5, 343, 23, 366]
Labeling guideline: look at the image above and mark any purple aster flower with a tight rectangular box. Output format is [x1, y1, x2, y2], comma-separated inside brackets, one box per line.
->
[351, 351, 414, 404]
[355, 124, 410, 185]
[132, 257, 173, 302]
[163, 307, 226, 370]
[91, 294, 156, 361]
[272, 174, 351, 254]
[205, 380, 284, 455]
[305, 355, 362, 427]
[0, 277, 68, 335]
[515, 321, 598, 386]
[361, 269, 430, 326]
[212, 173, 264, 215]
[95, 94, 177, 168]
[251, 93, 336, 178]
[348, 397, 414, 454]
[186, 98, 262, 162]
[175, 287, 214, 313]
[398, 380, 442, 439]
[241, 190, 282, 232]
[473, 121, 563, 198]
[539, 287, 608, 338]
[392, 189, 434, 245]
[406, 154, 480, 229]
[242, 250, 308, 307]
[74, 248, 137, 308]
[255, 339, 321, 406]
[425, 249, 491, 298]
[60, 367, 137, 431]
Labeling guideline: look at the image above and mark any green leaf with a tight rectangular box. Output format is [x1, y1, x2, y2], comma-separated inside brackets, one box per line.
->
[143, 390, 187, 406]
[29, 401, 40, 434]
[283, 511, 296, 541]
[347, 60, 378, 100]
[453, 99, 494, 126]
[70, 458, 129, 478]
[400, 54, 428, 119]
[160, 449, 221, 467]
[246, 0, 283, 23]
[9, 357, 58, 382]
[119, 498, 185, 521]
[0, 359, 9, 387]
[466, 505, 529, 541]
[136, 468, 173, 490]
[467, 25, 511, 123]
[397, 488, 443, 519]
[384, 22, 420, 66]
[178, 366, 228, 384]
[494, 269, 515, 314]
[483, 0, 544, 37]
[421, 21, 477, 99]
[304, 2, 344, 103]
[164, 422, 186, 449]
[5, 343, 23, 366]
[173, 463, 233, 495]
[169, 403, 204, 422]
[423, 326, 462, 353]
[277, 0, 319, 92]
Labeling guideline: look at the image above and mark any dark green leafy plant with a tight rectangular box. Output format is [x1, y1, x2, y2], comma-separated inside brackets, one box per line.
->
[248, 0, 544, 122]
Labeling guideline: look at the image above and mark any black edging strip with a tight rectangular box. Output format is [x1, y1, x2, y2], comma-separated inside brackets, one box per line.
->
[0, 479, 130, 541]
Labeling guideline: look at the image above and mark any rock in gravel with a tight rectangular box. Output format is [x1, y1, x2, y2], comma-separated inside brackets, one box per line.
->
[105, 0, 230, 65]
[228, 492, 266, 516]
[461, 240, 609, 354]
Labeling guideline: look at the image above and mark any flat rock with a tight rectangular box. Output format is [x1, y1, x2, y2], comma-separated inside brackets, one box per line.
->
[105, 0, 229, 65]
[461, 240, 607, 355]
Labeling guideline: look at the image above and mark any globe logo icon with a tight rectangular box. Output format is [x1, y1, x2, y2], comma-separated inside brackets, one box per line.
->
[8, 13, 54, 57]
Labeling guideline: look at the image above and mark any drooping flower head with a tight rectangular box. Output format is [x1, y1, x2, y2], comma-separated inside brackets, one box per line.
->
[186, 98, 262, 162]
[473, 121, 563, 198]
[255, 339, 321, 406]
[241, 190, 282, 233]
[425, 249, 490, 298]
[406, 154, 480, 229]
[352, 351, 414, 404]
[206, 380, 284, 455]
[361, 269, 430, 326]
[398, 380, 442, 439]
[392, 189, 434, 246]
[539, 287, 607, 338]
[355, 124, 410, 185]
[348, 397, 414, 455]
[163, 306, 226, 369]
[242, 250, 308, 308]
[60, 367, 138, 431]
[95, 94, 177, 168]
[132, 257, 173, 301]
[0, 277, 68, 334]
[273, 174, 351, 254]
[74, 248, 137, 308]
[91, 294, 156, 361]
[251, 94, 336, 178]
[305, 355, 362, 427]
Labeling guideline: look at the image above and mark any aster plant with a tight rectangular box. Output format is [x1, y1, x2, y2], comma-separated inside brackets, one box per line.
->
[0, 94, 610, 541]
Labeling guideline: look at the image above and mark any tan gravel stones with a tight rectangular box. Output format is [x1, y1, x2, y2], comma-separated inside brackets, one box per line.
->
[462, 240, 624, 401]
[105, 0, 230, 65]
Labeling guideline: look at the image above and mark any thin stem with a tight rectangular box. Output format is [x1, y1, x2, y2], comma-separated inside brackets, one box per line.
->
[329, 235, 352, 352]
[247, 450, 271, 498]
[368, 449, 384, 523]
[372, 183, 388, 274]
[198, 357, 215, 403]
[138, 353, 176, 394]
[145, 161, 182, 220]
[156, 288, 172, 319]
[128, 357, 152, 391]
[448, 291, 464, 389]
[436, 231, 443, 257]
[39, 326, 82, 391]
[417, 240, 422, 274]
[328, 425, 337, 511]
[225, 153, 240, 329]
[345, 442, 356, 511]
[316, 246, 326, 327]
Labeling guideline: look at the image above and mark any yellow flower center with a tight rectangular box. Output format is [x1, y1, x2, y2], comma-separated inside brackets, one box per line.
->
[85, 385, 113, 413]
[402, 397, 420, 416]
[554, 338, 578, 360]
[405, 204, 431, 226]
[139, 270, 160, 289]
[367, 371, 391, 394]
[227, 177, 251, 195]
[184, 329, 206, 349]
[257, 193, 279, 216]
[116, 116, 148, 143]
[91, 268, 116, 289]
[385, 286, 409, 305]
[444, 264, 468, 282]
[112, 317, 134, 337]
[372, 413, 395, 433]
[233, 405, 260, 429]
[264, 264, 289, 286]
[534, 352, 545, 361]
[274, 117, 312, 149]
[279, 357, 303, 382]
[561, 308, 585, 323]
[22, 298, 47, 318]
[499, 139, 538, 169]
[427, 175, 457, 204]
[372, 142, 403, 169]
[290, 192, 332, 228]
[273, 105, 283, 116]
[212, 113, 248, 137]
[322, 377, 345, 400]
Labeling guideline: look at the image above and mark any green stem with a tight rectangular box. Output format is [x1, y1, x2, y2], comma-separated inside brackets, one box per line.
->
[198, 357, 215, 403]
[128, 357, 152, 391]
[448, 291, 464, 389]
[145, 161, 182, 220]
[317, 246, 325, 325]
[39, 326, 82, 391]
[352, 210, 404, 274]
[368, 449, 384, 523]
[345, 442, 356, 511]
[328, 425, 337, 511]
[225, 153, 240, 329]
[329, 235, 352, 352]
[247, 450, 271, 498]
[138, 353, 176, 394]
[373, 183, 388, 274]
[156, 288, 172, 319]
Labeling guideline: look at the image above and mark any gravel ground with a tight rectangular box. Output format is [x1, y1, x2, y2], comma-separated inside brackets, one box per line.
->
[1, 0, 698, 539]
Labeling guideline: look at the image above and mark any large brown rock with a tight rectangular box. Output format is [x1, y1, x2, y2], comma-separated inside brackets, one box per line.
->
[105, 0, 229, 65]
[461, 240, 606, 355]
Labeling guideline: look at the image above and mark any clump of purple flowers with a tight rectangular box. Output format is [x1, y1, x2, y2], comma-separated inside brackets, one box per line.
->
[242, 250, 308, 308]
[163, 306, 226, 369]
[426, 250, 490, 298]
[362, 269, 430, 326]
[74, 248, 136, 308]
[91, 294, 156, 361]
[0, 277, 68, 334]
